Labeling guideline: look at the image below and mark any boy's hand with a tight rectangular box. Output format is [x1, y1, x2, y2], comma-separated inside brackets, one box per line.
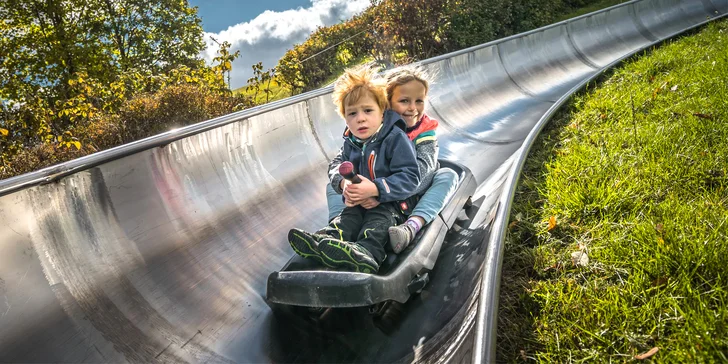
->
[359, 197, 380, 209]
[344, 175, 379, 201]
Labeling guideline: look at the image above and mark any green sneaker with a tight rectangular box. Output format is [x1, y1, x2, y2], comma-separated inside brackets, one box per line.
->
[319, 238, 380, 274]
[288, 228, 333, 268]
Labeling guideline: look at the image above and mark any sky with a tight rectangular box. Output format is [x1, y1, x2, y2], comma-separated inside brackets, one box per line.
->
[189, 0, 370, 89]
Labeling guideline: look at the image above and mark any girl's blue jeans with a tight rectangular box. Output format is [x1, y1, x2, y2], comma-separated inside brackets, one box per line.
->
[326, 168, 459, 224]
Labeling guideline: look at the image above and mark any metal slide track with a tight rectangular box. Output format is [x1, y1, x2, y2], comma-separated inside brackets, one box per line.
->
[0, 0, 724, 362]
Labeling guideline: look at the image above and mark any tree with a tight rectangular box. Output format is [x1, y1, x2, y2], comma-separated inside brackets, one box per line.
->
[246, 62, 264, 101]
[245, 63, 277, 104]
[448, 0, 583, 49]
[0, 0, 206, 163]
[0, 0, 109, 105]
[448, 0, 516, 48]
[210, 37, 241, 90]
[369, 0, 454, 65]
[276, 8, 375, 93]
[262, 67, 276, 104]
[0, 0, 205, 101]
[99, 0, 206, 75]
[0, 0, 206, 91]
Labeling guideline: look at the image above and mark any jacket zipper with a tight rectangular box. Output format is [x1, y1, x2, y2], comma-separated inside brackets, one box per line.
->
[369, 151, 377, 180]
[344, 132, 380, 180]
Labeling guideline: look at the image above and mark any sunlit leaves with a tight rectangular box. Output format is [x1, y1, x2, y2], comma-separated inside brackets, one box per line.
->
[369, 0, 453, 65]
[0, 0, 210, 175]
[210, 38, 240, 90]
[547, 215, 557, 231]
[0, 0, 207, 170]
[449, 0, 594, 50]
[245, 62, 277, 104]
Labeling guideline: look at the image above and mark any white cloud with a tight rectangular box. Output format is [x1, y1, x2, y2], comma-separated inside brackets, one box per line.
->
[201, 0, 370, 89]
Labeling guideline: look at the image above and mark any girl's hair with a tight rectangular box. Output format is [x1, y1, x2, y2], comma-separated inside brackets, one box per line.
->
[385, 66, 433, 103]
[332, 65, 388, 118]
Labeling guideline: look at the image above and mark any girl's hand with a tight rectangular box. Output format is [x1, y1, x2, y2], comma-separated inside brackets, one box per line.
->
[360, 197, 380, 209]
[340, 179, 351, 191]
[342, 180, 358, 207]
[344, 197, 359, 207]
[344, 175, 379, 201]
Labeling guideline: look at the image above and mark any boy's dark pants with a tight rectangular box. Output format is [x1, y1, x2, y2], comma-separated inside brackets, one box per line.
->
[320, 203, 406, 264]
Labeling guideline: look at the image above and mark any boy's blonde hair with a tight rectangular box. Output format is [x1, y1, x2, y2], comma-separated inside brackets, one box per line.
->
[332, 65, 388, 118]
[385, 66, 433, 103]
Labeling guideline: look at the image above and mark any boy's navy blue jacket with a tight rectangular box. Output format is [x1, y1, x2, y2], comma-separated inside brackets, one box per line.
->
[329, 110, 420, 203]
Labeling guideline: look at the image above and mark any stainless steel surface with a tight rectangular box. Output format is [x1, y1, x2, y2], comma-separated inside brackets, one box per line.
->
[0, 0, 725, 362]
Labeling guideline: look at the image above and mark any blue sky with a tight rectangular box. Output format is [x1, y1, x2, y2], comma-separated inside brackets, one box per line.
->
[189, 0, 312, 33]
[189, 0, 370, 89]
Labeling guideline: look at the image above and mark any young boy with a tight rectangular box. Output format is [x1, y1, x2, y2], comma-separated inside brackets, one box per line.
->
[326, 66, 459, 254]
[288, 65, 420, 274]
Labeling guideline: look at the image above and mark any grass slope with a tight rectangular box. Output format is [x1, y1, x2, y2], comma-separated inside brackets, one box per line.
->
[234, 79, 292, 105]
[499, 19, 728, 362]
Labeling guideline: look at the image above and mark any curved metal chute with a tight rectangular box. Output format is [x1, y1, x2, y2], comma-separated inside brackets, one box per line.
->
[0, 0, 724, 362]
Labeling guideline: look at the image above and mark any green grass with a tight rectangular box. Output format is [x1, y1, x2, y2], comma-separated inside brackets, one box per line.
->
[234, 78, 292, 104]
[498, 19, 728, 363]
[314, 54, 376, 89]
[555, 0, 631, 23]
[232, 55, 373, 105]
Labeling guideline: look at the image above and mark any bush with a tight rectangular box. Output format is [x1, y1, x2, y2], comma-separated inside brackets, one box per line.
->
[369, 0, 454, 66]
[449, 0, 612, 49]
[124, 84, 248, 140]
[1, 83, 252, 180]
[277, 8, 375, 93]
[0, 143, 89, 180]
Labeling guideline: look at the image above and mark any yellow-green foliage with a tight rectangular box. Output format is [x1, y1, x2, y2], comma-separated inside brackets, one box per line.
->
[1, 83, 251, 179]
[0, 0, 633, 181]
[0, 0, 242, 180]
[276, 8, 375, 93]
[235, 78, 292, 105]
[117, 84, 250, 143]
[0, 34, 253, 179]
[275, 0, 618, 93]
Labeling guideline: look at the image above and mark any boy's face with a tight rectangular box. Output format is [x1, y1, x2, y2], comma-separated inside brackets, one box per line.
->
[344, 91, 384, 140]
[390, 80, 427, 128]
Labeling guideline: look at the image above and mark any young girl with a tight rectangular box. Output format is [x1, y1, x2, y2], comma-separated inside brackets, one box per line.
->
[327, 66, 459, 254]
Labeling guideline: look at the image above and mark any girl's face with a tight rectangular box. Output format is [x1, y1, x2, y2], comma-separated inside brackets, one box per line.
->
[390, 80, 427, 128]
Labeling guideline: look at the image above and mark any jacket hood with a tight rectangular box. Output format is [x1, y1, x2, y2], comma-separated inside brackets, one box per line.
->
[406, 113, 439, 141]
